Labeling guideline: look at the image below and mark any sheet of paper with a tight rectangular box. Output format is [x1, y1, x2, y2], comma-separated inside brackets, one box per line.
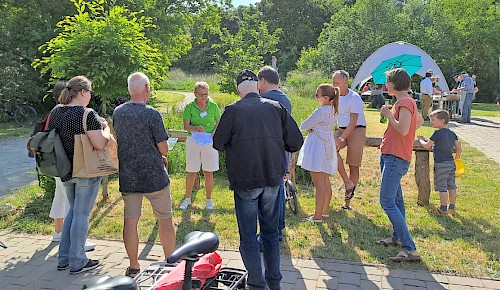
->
[167, 138, 178, 151]
[191, 132, 213, 146]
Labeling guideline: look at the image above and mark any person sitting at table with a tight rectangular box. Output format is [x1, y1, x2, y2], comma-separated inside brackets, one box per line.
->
[370, 85, 386, 109]
[432, 76, 443, 95]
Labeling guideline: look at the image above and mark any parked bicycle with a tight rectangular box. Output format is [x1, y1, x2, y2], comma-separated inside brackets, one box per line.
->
[83, 231, 247, 290]
[284, 173, 298, 214]
[0, 99, 37, 126]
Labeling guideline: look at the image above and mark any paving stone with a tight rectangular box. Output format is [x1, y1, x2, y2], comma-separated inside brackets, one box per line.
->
[447, 276, 484, 287]
[404, 286, 426, 290]
[426, 281, 448, 289]
[481, 279, 500, 289]
[432, 274, 451, 284]
[300, 267, 320, 280]
[281, 270, 300, 284]
[337, 283, 360, 290]
[382, 276, 405, 289]
[447, 285, 474, 290]
[293, 278, 317, 290]
[415, 271, 439, 282]
[388, 269, 417, 279]
[316, 275, 339, 289]
[360, 279, 382, 290]
[297, 259, 320, 269]
[339, 272, 361, 286]
[404, 278, 427, 287]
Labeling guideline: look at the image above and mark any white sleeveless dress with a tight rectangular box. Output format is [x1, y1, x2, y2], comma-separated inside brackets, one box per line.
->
[297, 105, 338, 175]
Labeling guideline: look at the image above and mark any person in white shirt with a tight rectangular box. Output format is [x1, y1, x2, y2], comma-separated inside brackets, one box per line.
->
[420, 70, 434, 120]
[332, 70, 367, 210]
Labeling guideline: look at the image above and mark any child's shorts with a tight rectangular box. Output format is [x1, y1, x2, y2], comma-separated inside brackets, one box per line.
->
[434, 161, 457, 192]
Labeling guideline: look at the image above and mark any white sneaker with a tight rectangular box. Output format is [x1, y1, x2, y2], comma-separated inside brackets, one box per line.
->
[84, 241, 96, 252]
[53, 231, 62, 242]
[205, 199, 214, 210]
[179, 198, 192, 210]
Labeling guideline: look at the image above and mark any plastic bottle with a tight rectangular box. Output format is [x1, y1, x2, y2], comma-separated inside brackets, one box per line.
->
[380, 99, 389, 123]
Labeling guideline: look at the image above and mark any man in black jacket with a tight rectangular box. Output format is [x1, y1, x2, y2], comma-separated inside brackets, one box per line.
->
[213, 69, 303, 290]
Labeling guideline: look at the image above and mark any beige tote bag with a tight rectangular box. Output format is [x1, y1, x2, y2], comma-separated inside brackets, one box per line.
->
[73, 108, 118, 178]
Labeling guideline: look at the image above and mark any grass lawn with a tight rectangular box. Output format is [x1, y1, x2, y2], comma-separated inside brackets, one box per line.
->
[0, 121, 33, 142]
[471, 103, 500, 117]
[1, 92, 499, 278]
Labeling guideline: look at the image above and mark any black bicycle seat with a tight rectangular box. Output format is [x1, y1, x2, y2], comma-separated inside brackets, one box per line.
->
[82, 275, 137, 290]
[167, 231, 219, 263]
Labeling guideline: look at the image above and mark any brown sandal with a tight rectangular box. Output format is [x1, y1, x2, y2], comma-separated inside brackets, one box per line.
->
[344, 186, 356, 200]
[125, 267, 141, 278]
[389, 250, 421, 262]
[376, 237, 402, 247]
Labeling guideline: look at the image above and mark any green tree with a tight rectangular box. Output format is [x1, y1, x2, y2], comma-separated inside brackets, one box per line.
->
[258, 0, 330, 76]
[213, 8, 281, 93]
[0, 0, 75, 108]
[33, 0, 167, 115]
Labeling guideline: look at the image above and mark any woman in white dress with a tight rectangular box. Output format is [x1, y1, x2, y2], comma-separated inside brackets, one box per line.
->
[297, 84, 339, 223]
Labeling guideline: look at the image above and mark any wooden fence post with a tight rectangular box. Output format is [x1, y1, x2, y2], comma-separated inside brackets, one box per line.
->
[415, 151, 431, 205]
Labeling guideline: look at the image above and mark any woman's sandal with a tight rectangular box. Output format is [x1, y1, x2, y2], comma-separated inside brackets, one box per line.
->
[341, 205, 353, 210]
[302, 216, 323, 223]
[344, 186, 356, 200]
[389, 250, 421, 262]
[125, 267, 141, 278]
[433, 208, 448, 216]
[375, 237, 402, 247]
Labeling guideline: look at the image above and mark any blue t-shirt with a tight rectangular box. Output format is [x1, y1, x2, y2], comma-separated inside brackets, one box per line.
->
[261, 89, 292, 114]
[430, 128, 457, 163]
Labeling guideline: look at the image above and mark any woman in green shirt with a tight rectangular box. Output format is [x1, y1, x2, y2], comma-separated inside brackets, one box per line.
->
[179, 82, 221, 210]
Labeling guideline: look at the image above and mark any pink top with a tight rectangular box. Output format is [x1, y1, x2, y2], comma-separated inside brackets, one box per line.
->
[380, 97, 418, 161]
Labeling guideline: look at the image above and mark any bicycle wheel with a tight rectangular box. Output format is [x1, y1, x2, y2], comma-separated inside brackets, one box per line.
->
[13, 105, 37, 126]
[285, 179, 298, 214]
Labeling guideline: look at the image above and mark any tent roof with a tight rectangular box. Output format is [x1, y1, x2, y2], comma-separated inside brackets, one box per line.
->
[351, 41, 450, 93]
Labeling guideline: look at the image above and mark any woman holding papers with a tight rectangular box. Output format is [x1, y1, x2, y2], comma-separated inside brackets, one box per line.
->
[179, 82, 221, 210]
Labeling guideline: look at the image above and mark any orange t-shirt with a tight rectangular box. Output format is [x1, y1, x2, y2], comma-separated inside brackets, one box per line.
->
[380, 97, 418, 161]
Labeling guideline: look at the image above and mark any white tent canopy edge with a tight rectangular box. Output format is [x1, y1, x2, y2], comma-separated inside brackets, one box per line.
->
[351, 41, 450, 93]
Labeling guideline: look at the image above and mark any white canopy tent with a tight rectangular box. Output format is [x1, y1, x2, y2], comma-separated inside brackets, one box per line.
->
[351, 41, 450, 93]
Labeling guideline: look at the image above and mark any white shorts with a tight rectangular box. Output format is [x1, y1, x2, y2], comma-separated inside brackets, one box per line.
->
[185, 136, 219, 172]
[49, 177, 70, 219]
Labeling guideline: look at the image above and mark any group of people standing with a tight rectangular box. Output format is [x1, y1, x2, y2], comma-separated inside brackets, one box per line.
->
[38, 65, 445, 289]
[420, 69, 477, 123]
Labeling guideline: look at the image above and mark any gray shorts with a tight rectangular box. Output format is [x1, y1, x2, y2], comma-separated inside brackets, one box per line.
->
[434, 161, 457, 192]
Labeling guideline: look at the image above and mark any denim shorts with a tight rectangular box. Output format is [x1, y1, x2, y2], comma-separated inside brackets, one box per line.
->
[434, 161, 457, 192]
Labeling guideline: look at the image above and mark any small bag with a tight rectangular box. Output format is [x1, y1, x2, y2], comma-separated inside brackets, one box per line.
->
[72, 108, 119, 178]
[29, 128, 71, 178]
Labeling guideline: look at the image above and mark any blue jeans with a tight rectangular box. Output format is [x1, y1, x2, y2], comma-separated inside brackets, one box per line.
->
[234, 186, 281, 290]
[58, 177, 102, 271]
[278, 181, 285, 235]
[461, 93, 474, 123]
[379, 155, 416, 251]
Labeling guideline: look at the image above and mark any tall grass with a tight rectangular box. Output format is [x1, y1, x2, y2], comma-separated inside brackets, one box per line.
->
[160, 68, 221, 92]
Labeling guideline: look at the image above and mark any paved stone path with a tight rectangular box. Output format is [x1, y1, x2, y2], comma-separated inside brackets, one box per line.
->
[448, 117, 500, 164]
[0, 138, 37, 197]
[1, 231, 499, 290]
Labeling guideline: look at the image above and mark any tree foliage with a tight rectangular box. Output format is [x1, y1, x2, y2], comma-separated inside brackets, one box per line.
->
[33, 0, 168, 114]
[213, 8, 281, 93]
[297, 0, 500, 102]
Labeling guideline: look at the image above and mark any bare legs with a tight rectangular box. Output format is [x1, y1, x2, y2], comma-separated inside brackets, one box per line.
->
[337, 153, 359, 208]
[123, 217, 176, 269]
[310, 172, 332, 220]
[184, 171, 213, 200]
[54, 218, 64, 233]
[439, 189, 457, 207]
[123, 218, 140, 269]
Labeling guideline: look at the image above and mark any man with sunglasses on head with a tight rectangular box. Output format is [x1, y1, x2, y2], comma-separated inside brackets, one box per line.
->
[332, 70, 367, 211]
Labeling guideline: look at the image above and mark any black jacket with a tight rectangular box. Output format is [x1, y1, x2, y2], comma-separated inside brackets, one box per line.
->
[213, 93, 303, 190]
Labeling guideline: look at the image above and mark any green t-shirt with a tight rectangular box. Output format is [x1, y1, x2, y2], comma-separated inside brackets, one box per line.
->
[183, 100, 221, 134]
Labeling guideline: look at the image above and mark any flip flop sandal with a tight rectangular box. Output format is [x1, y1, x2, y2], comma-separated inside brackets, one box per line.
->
[344, 186, 356, 200]
[389, 250, 421, 262]
[433, 208, 448, 216]
[375, 237, 402, 247]
[341, 205, 353, 210]
[125, 267, 141, 278]
[302, 216, 323, 223]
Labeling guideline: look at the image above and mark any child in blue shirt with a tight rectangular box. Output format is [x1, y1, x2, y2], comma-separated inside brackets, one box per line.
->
[418, 109, 462, 215]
